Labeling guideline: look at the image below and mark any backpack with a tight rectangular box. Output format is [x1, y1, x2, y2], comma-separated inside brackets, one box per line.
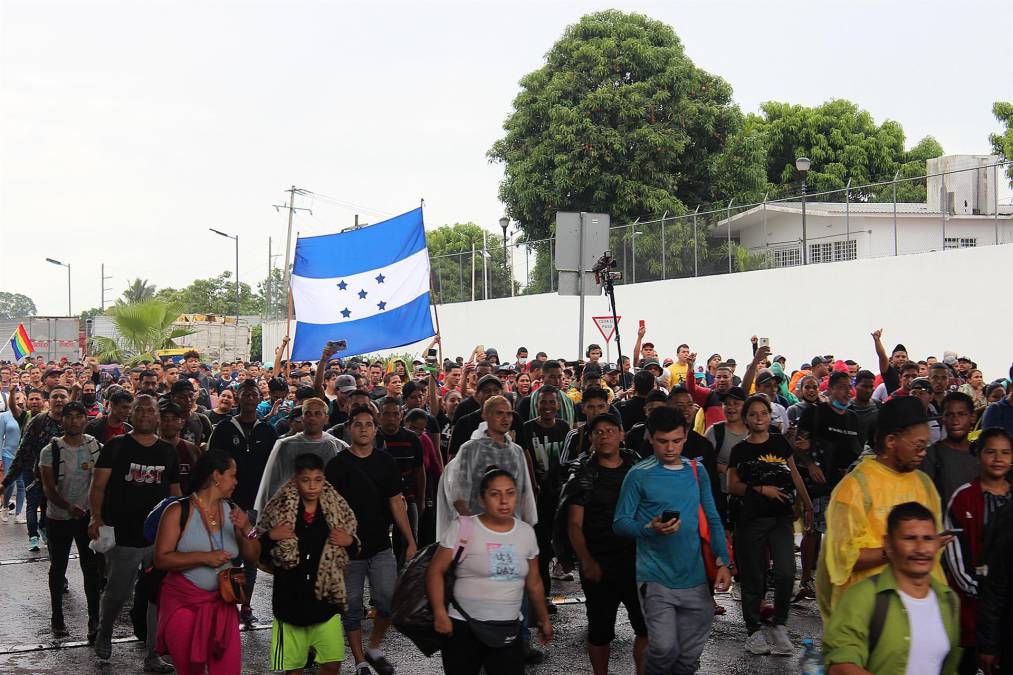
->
[138, 497, 192, 607]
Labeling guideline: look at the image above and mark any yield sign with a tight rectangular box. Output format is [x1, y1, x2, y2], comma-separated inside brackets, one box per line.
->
[592, 315, 621, 343]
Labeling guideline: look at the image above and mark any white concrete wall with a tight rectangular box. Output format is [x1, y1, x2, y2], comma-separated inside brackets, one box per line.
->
[264, 244, 1013, 382]
[741, 213, 1013, 259]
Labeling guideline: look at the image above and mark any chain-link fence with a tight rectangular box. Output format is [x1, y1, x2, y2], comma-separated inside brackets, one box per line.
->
[430, 159, 1013, 304]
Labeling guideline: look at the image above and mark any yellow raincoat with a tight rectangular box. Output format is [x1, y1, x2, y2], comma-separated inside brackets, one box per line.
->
[816, 455, 945, 621]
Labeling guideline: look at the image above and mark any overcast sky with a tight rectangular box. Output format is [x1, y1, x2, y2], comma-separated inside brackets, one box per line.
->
[2, 0, 1010, 316]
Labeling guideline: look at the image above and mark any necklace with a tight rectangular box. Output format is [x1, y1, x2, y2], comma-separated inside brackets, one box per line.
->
[196, 496, 218, 527]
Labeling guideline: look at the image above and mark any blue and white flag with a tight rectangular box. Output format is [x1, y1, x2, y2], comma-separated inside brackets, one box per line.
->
[290, 207, 435, 360]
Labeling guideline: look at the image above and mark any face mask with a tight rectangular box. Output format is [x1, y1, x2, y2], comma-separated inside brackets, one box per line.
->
[82, 393, 96, 406]
[830, 399, 849, 411]
[517, 358, 527, 365]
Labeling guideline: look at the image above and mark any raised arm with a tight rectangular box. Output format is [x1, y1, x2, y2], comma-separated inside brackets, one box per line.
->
[313, 343, 338, 399]
[871, 328, 889, 376]
[741, 344, 770, 393]
[632, 323, 646, 367]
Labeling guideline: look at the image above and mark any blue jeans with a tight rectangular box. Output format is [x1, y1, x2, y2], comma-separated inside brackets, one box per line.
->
[341, 548, 397, 633]
[2, 456, 25, 515]
[24, 471, 44, 539]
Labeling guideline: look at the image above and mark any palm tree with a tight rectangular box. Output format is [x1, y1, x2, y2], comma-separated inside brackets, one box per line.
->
[89, 300, 194, 365]
[119, 278, 157, 305]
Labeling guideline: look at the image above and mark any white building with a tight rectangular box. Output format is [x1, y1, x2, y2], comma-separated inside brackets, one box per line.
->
[718, 155, 1013, 267]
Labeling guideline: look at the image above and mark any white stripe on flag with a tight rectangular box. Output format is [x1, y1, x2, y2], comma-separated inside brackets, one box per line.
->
[291, 248, 430, 324]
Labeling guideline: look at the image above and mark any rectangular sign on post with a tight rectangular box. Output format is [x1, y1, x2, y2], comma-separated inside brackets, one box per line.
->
[555, 212, 610, 296]
[592, 315, 620, 342]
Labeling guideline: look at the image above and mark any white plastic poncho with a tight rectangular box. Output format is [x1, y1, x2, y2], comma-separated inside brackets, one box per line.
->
[435, 422, 538, 540]
[253, 431, 346, 513]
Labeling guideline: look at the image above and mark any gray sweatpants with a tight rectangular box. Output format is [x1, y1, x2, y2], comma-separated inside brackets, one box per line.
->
[98, 544, 158, 659]
[641, 582, 712, 675]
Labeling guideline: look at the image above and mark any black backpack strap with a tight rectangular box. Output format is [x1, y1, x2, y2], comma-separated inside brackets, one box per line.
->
[51, 438, 62, 484]
[714, 422, 725, 455]
[868, 576, 890, 656]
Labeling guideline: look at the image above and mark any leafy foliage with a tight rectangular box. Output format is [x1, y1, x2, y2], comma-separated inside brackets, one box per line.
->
[0, 292, 37, 320]
[991, 101, 1013, 187]
[426, 222, 515, 302]
[489, 10, 746, 243]
[89, 300, 194, 365]
[733, 99, 943, 202]
[153, 272, 261, 316]
[118, 278, 156, 305]
[257, 268, 288, 319]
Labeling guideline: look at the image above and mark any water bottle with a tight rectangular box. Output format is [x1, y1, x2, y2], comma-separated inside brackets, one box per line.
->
[799, 638, 824, 675]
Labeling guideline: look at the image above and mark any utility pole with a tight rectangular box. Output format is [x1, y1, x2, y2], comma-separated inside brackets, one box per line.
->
[266, 237, 271, 321]
[272, 186, 312, 297]
[101, 264, 113, 310]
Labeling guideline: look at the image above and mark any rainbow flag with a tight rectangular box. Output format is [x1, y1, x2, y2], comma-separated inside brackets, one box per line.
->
[10, 324, 34, 361]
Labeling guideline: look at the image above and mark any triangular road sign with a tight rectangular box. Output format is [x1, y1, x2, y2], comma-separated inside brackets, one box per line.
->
[592, 315, 620, 343]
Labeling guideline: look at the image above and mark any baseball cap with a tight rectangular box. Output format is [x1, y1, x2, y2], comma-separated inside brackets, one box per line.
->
[170, 380, 195, 393]
[587, 411, 623, 432]
[335, 374, 356, 393]
[640, 359, 663, 373]
[496, 363, 516, 374]
[908, 377, 932, 392]
[642, 342, 655, 349]
[771, 354, 786, 364]
[722, 386, 747, 402]
[810, 356, 827, 367]
[662, 358, 674, 367]
[877, 396, 929, 435]
[606, 363, 621, 374]
[755, 368, 783, 386]
[476, 374, 502, 391]
[159, 400, 185, 417]
[725, 358, 737, 367]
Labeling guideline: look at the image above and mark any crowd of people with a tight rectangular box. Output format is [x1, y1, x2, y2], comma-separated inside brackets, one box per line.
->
[1, 327, 1012, 674]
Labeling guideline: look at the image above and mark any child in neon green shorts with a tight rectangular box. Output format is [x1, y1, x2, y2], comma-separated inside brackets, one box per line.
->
[259, 453, 360, 674]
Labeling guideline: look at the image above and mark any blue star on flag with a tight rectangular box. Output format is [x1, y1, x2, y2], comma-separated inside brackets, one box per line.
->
[337, 280, 348, 290]
[377, 301, 387, 311]
[358, 289, 368, 299]
[340, 307, 351, 318]
[375, 273, 386, 284]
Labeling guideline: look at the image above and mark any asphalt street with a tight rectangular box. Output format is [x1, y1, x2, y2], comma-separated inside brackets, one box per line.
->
[0, 518, 823, 674]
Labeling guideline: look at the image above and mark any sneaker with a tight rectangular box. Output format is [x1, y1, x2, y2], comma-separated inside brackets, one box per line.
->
[713, 600, 726, 615]
[63, 577, 70, 594]
[239, 607, 258, 627]
[1, 506, 8, 523]
[792, 580, 816, 603]
[15, 512, 27, 524]
[355, 665, 371, 675]
[143, 655, 175, 673]
[94, 632, 112, 660]
[545, 599, 558, 615]
[767, 625, 794, 656]
[550, 560, 574, 581]
[524, 643, 545, 664]
[745, 630, 771, 655]
[51, 619, 69, 638]
[730, 580, 742, 601]
[365, 651, 395, 675]
[28, 536, 40, 552]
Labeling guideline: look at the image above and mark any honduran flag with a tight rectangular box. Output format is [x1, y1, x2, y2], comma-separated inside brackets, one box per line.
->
[10, 323, 34, 361]
[289, 207, 436, 361]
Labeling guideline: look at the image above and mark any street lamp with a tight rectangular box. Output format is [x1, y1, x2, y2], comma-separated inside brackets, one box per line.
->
[209, 228, 240, 325]
[796, 157, 811, 264]
[500, 213, 510, 281]
[45, 258, 71, 315]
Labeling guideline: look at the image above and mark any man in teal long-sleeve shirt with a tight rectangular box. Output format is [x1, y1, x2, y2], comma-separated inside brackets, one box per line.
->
[614, 407, 731, 675]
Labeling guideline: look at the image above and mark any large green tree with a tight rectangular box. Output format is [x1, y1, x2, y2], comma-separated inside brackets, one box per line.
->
[257, 268, 288, 319]
[734, 99, 943, 201]
[489, 10, 746, 245]
[154, 272, 262, 315]
[0, 292, 37, 320]
[426, 223, 515, 302]
[991, 101, 1013, 186]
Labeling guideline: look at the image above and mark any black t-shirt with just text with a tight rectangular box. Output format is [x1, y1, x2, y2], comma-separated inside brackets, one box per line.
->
[96, 434, 180, 547]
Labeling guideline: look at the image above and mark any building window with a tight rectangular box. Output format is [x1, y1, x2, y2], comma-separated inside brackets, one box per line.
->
[768, 245, 801, 268]
[809, 239, 857, 264]
[944, 237, 976, 249]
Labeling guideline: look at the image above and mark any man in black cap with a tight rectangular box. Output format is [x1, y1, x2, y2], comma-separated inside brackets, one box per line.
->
[558, 412, 648, 675]
[816, 396, 947, 621]
[872, 328, 909, 395]
[168, 379, 212, 450]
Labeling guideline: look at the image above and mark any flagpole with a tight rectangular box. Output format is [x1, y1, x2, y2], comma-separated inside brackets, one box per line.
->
[420, 197, 441, 367]
[0, 325, 22, 360]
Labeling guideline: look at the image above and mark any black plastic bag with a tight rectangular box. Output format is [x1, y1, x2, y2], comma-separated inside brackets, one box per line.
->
[391, 542, 443, 657]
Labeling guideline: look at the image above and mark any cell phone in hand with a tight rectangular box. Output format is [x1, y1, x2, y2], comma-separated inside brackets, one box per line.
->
[639, 319, 645, 330]
[758, 337, 769, 348]
[661, 510, 680, 523]
[326, 339, 347, 352]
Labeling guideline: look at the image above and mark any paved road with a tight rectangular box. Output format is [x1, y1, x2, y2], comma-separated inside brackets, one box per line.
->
[0, 517, 823, 673]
